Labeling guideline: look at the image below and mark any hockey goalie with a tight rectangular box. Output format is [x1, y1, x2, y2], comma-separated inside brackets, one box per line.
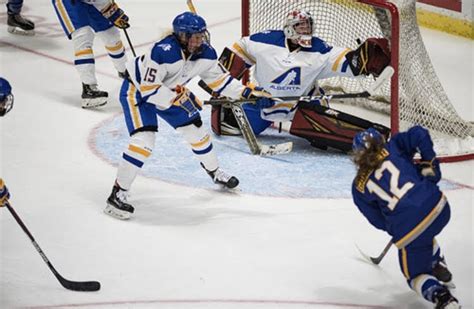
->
[209, 9, 391, 153]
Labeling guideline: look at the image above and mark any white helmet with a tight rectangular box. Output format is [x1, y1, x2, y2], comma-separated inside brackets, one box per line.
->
[283, 10, 313, 48]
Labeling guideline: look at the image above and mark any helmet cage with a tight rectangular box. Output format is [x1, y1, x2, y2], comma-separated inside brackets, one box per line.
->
[173, 12, 210, 54]
[283, 10, 314, 48]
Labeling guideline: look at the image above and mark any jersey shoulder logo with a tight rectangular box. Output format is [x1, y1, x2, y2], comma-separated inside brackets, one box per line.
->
[158, 43, 172, 51]
[271, 67, 301, 86]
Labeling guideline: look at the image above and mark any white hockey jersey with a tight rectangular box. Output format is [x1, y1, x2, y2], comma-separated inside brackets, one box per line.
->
[126, 35, 246, 110]
[232, 30, 356, 121]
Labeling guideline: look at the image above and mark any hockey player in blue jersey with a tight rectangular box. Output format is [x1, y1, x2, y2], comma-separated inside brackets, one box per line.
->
[212, 9, 390, 141]
[6, 0, 35, 35]
[52, 0, 129, 108]
[104, 12, 273, 220]
[351, 126, 459, 309]
[1, 77, 14, 208]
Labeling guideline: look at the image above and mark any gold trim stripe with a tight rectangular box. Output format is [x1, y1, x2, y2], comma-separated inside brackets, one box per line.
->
[55, 0, 74, 34]
[232, 42, 256, 64]
[128, 145, 151, 157]
[332, 48, 351, 72]
[127, 84, 142, 129]
[106, 42, 124, 52]
[191, 134, 210, 148]
[74, 48, 93, 57]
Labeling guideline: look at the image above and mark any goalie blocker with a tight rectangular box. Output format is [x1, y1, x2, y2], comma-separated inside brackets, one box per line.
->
[289, 100, 390, 153]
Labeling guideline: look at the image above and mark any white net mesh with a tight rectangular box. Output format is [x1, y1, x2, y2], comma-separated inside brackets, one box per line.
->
[245, 0, 473, 159]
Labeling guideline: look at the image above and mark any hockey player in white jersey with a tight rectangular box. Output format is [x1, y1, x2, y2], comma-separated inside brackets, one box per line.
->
[105, 12, 273, 220]
[52, 0, 129, 108]
[212, 9, 390, 140]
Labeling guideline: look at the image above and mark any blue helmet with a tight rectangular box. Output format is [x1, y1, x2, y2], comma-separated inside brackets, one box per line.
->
[0, 77, 13, 117]
[352, 127, 384, 152]
[173, 12, 207, 36]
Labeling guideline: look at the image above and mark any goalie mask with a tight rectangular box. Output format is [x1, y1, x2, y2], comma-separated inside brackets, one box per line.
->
[283, 10, 314, 48]
[173, 12, 210, 55]
[0, 78, 14, 117]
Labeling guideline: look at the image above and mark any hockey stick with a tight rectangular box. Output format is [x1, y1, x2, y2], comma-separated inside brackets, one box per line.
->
[5, 201, 101, 291]
[198, 81, 292, 156]
[356, 240, 393, 265]
[123, 28, 136, 57]
[186, 0, 197, 13]
[204, 66, 394, 106]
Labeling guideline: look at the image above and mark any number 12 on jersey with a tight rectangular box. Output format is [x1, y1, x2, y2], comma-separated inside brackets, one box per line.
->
[366, 161, 414, 210]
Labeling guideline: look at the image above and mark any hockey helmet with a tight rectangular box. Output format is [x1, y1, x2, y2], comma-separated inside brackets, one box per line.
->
[283, 10, 314, 48]
[0, 77, 13, 117]
[172, 12, 210, 54]
[352, 127, 384, 152]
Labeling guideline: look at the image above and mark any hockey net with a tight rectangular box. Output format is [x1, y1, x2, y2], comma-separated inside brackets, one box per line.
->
[242, 0, 474, 162]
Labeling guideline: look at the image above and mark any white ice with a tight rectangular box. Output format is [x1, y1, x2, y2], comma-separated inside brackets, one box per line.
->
[0, 1, 472, 308]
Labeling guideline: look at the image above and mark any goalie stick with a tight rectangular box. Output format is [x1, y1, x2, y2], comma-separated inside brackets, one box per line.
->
[5, 201, 101, 292]
[204, 66, 394, 106]
[199, 80, 292, 156]
[356, 240, 392, 265]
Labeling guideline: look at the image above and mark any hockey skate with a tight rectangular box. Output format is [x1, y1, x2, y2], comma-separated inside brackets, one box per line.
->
[433, 256, 455, 288]
[81, 83, 108, 108]
[433, 288, 459, 309]
[205, 166, 239, 189]
[7, 14, 35, 36]
[104, 184, 135, 220]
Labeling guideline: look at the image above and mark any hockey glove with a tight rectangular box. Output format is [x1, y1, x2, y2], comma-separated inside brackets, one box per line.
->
[418, 158, 441, 183]
[0, 179, 10, 207]
[173, 85, 202, 117]
[102, 1, 130, 29]
[346, 38, 390, 77]
[241, 83, 275, 109]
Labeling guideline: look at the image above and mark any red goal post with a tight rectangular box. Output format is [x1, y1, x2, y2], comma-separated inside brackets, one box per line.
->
[241, 0, 474, 162]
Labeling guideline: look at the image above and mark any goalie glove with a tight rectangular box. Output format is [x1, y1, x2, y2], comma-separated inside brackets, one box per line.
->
[346, 38, 390, 77]
[241, 83, 275, 109]
[418, 158, 441, 183]
[172, 85, 202, 117]
[102, 1, 130, 29]
[0, 178, 10, 207]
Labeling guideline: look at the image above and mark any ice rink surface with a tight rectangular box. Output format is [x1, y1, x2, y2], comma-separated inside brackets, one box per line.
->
[0, 1, 472, 308]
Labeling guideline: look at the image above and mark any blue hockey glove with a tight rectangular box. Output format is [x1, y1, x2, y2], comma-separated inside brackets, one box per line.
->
[255, 97, 275, 109]
[102, 2, 130, 29]
[0, 179, 10, 207]
[241, 83, 274, 109]
[418, 158, 441, 183]
[173, 85, 202, 117]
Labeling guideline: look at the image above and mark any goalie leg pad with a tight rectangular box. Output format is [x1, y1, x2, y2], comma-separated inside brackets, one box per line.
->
[176, 122, 219, 172]
[289, 101, 390, 153]
[117, 131, 156, 191]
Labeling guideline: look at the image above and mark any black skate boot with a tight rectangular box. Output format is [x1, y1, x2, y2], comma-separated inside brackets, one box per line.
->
[7, 14, 35, 35]
[81, 83, 108, 108]
[204, 165, 239, 189]
[433, 288, 459, 309]
[104, 184, 135, 220]
[433, 256, 454, 288]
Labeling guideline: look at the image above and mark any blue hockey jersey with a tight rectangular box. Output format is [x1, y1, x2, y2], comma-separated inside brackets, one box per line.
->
[352, 126, 447, 249]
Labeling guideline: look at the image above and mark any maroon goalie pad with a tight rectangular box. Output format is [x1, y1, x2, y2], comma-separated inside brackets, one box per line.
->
[289, 101, 390, 152]
[211, 104, 222, 136]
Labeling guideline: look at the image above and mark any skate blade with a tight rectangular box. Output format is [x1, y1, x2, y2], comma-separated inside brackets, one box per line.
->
[82, 98, 107, 108]
[104, 204, 131, 220]
[7, 26, 35, 36]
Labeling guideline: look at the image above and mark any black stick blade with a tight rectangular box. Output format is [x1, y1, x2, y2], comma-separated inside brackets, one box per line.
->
[58, 276, 101, 291]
